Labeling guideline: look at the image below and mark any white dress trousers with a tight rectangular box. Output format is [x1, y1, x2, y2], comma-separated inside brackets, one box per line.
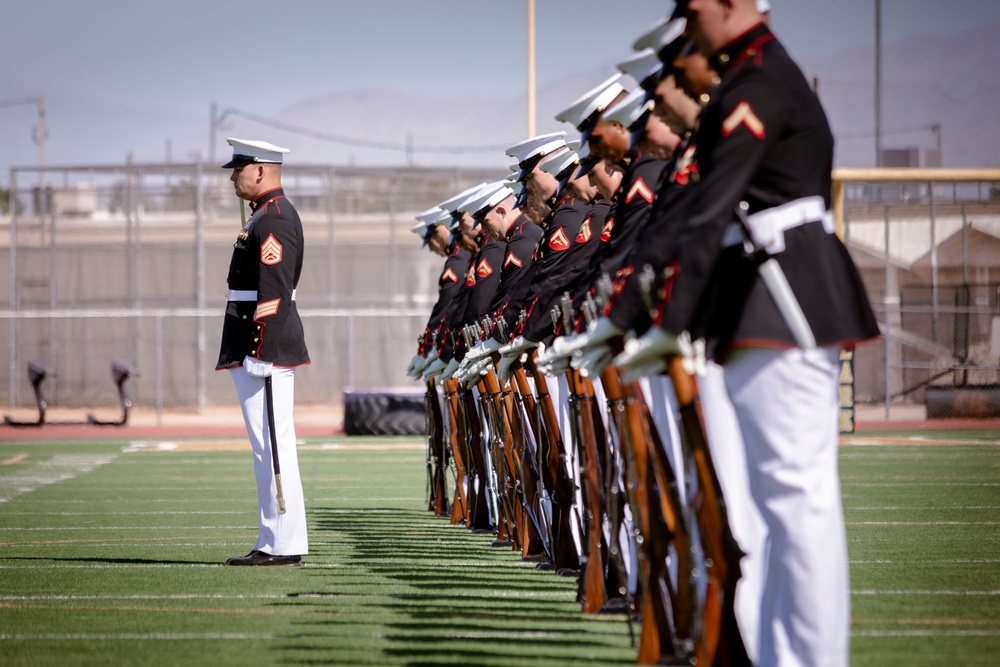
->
[230, 366, 309, 556]
[723, 346, 848, 667]
[698, 361, 766, 665]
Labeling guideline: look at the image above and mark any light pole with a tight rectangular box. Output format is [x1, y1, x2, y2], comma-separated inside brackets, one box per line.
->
[527, 0, 536, 137]
[874, 0, 882, 167]
[0, 96, 46, 197]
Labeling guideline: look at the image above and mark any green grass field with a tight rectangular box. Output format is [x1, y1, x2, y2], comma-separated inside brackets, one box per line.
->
[0, 431, 998, 666]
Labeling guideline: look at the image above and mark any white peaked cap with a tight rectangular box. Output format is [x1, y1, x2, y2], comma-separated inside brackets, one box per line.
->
[632, 17, 687, 54]
[617, 48, 665, 90]
[555, 73, 625, 131]
[462, 180, 515, 218]
[603, 88, 654, 132]
[566, 139, 582, 152]
[415, 206, 449, 225]
[222, 138, 289, 167]
[538, 148, 579, 181]
[505, 132, 568, 182]
[410, 221, 428, 235]
[439, 182, 488, 214]
[757, 0, 771, 13]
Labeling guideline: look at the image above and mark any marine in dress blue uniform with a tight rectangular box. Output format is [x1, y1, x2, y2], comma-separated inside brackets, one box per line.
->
[218, 138, 309, 566]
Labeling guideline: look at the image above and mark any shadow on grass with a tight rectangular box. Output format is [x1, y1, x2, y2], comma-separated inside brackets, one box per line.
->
[4, 555, 221, 566]
[273, 507, 634, 666]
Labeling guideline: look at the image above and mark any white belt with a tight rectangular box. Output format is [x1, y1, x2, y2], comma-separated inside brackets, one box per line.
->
[227, 289, 297, 301]
[722, 195, 834, 253]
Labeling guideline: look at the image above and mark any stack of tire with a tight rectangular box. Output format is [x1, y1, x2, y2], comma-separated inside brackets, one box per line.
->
[342, 389, 426, 435]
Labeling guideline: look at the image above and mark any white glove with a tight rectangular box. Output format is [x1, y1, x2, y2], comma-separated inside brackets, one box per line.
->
[677, 332, 708, 377]
[496, 354, 518, 384]
[537, 333, 583, 364]
[405, 353, 423, 378]
[458, 358, 493, 384]
[612, 328, 679, 374]
[415, 346, 438, 375]
[499, 335, 538, 359]
[440, 357, 463, 381]
[243, 355, 273, 378]
[620, 357, 668, 385]
[582, 317, 624, 348]
[422, 356, 448, 380]
[466, 337, 502, 362]
[574, 345, 614, 379]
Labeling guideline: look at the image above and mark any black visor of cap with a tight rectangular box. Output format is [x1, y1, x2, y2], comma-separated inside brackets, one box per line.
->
[221, 154, 257, 169]
[574, 154, 600, 180]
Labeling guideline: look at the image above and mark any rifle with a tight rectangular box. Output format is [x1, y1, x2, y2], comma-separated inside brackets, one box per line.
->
[459, 382, 495, 533]
[667, 355, 750, 667]
[510, 362, 555, 564]
[568, 369, 612, 614]
[460, 322, 516, 547]
[559, 294, 608, 614]
[525, 349, 581, 575]
[442, 378, 469, 526]
[616, 369, 695, 663]
[483, 316, 549, 561]
[424, 377, 449, 517]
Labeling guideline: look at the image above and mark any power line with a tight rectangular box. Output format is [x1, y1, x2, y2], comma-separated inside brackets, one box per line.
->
[217, 107, 510, 155]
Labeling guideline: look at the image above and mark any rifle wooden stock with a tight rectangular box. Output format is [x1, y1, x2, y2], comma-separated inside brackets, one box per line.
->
[602, 368, 689, 663]
[526, 352, 581, 574]
[477, 374, 520, 549]
[425, 378, 449, 517]
[443, 379, 469, 526]
[666, 357, 750, 667]
[460, 387, 494, 532]
[566, 369, 607, 614]
[488, 363, 548, 559]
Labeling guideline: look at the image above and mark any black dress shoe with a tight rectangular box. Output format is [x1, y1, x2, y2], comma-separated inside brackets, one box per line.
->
[224, 550, 302, 566]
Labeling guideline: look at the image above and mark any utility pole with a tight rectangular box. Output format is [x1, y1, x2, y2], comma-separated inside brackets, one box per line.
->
[874, 0, 882, 167]
[209, 102, 217, 167]
[527, 0, 536, 137]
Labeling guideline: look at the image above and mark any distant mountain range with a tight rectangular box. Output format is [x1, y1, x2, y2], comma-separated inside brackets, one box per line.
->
[3, 21, 999, 178]
[267, 20, 1000, 171]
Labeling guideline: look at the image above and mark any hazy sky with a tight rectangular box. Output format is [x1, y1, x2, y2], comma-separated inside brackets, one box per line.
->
[1, 0, 999, 177]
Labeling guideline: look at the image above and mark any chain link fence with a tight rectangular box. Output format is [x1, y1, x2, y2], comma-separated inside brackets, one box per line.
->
[2, 163, 999, 422]
[1, 162, 501, 417]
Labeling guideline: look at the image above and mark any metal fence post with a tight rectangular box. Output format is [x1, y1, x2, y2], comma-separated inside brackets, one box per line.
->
[8, 168, 17, 407]
[195, 160, 206, 409]
[155, 313, 163, 425]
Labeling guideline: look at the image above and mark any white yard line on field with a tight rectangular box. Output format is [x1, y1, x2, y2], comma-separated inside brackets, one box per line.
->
[0, 454, 116, 503]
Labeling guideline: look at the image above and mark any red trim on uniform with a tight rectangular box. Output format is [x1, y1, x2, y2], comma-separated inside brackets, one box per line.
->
[548, 227, 570, 251]
[600, 218, 615, 243]
[722, 101, 765, 140]
[625, 178, 654, 204]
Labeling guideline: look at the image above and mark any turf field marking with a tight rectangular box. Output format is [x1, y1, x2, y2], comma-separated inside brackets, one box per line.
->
[122, 440, 425, 453]
[847, 521, 1000, 526]
[0, 602, 280, 615]
[842, 437, 1000, 446]
[848, 506, 1000, 510]
[4, 510, 246, 516]
[0, 453, 29, 465]
[0, 454, 116, 503]
[0, 526, 253, 531]
[0, 633, 273, 640]
[852, 630, 1000, 637]
[850, 559, 1000, 564]
[853, 590, 1000, 596]
[0, 591, 576, 601]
